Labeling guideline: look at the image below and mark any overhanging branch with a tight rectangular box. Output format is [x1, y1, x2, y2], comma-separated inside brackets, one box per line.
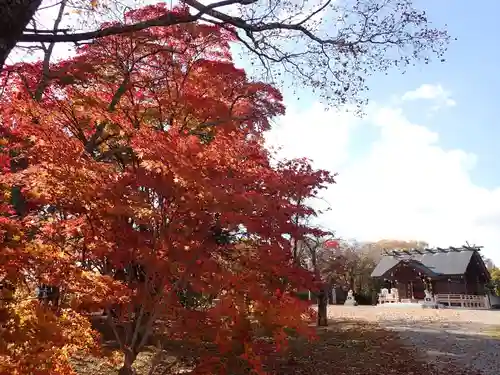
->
[20, 12, 200, 43]
[19, 0, 246, 43]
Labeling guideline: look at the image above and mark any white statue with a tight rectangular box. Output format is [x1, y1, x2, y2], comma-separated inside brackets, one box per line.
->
[344, 289, 357, 306]
[421, 289, 437, 308]
[378, 288, 388, 304]
[424, 289, 433, 300]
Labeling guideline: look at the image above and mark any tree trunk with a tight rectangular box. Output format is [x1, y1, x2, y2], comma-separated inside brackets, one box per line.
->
[349, 275, 355, 292]
[118, 350, 137, 375]
[118, 366, 136, 375]
[0, 0, 42, 71]
[316, 287, 328, 327]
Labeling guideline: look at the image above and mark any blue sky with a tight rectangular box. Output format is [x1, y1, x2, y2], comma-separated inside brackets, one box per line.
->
[261, 0, 500, 263]
[273, 0, 500, 188]
[368, 0, 500, 189]
[273, 0, 500, 190]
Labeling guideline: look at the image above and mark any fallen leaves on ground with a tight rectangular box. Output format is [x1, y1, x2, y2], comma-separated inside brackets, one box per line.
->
[265, 321, 482, 375]
[72, 320, 484, 375]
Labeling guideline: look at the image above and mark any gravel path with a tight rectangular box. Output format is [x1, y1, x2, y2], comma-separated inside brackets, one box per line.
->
[325, 306, 500, 375]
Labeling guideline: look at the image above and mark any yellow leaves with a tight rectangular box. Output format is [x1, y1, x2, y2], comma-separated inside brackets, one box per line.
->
[106, 350, 126, 367]
[0, 298, 98, 375]
[140, 159, 169, 174]
[11, 234, 20, 242]
[0, 7, 335, 374]
[2, 189, 11, 200]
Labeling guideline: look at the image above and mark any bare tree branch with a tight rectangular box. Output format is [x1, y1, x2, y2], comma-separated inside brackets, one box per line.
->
[18, 0, 245, 43]
[33, 0, 67, 101]
[2, 0, 451, 108]
[19, 11, 199, 43]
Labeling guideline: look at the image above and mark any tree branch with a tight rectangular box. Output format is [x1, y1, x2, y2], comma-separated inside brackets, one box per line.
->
[0, 0, 43, 68]
[18, 0, 245, 44]
[34, 0, 67, 101]
[4, 0, 450, 108]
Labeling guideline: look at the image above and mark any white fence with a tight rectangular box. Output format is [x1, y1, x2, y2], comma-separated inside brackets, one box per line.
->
[434, 294, 490, 309]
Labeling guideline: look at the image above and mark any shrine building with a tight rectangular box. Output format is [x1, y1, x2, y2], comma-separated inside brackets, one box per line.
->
[371, 245, 491, 308]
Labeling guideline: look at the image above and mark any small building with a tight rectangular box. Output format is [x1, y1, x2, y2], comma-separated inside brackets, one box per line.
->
[371, 245, 491, 308]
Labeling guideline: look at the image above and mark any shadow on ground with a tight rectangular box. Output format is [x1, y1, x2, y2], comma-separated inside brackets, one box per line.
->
[74, 319, 484, 375]
[371, 318, 500, 375]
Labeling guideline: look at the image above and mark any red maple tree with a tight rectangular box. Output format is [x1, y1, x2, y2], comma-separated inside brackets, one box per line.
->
[0, 5, 334, 374]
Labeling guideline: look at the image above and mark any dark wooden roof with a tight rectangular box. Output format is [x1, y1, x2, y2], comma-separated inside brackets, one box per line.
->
[371, 245, 489, 279]
[394, 259, 441, 278]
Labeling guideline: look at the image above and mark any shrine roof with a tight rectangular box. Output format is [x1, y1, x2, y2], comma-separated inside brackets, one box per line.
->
[370, 246, 484, 278]
[396, 259, 441, 277]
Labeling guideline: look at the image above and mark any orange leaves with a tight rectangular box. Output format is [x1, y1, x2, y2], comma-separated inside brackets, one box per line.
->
[1, 300, 98, 375]
[0, 4, 338, 374]
[68, 272, 131, 311]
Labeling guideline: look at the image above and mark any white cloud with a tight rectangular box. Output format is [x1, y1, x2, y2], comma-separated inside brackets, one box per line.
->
[402, 83, 457, 109]
[265, 102, 357, 171]
[267, 96, 500, 265]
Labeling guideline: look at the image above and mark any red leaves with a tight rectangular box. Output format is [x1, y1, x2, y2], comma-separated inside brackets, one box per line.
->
[0, 4, 336, 374]
[325, 240, 340, 249]
[124, 3, 189, 24]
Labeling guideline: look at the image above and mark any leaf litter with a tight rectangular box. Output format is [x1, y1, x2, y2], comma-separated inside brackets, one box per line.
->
[73, 320, 483, 375]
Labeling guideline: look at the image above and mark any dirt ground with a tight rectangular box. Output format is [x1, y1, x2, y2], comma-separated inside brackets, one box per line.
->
[73, 305, 500, 375]
[325, 305, 500, 375]
[73, 321, 478, 375]
[324, 305, 500, 327]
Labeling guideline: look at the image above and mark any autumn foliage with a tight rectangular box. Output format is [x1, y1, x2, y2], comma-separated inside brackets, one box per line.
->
[0, 4, 334, 374]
